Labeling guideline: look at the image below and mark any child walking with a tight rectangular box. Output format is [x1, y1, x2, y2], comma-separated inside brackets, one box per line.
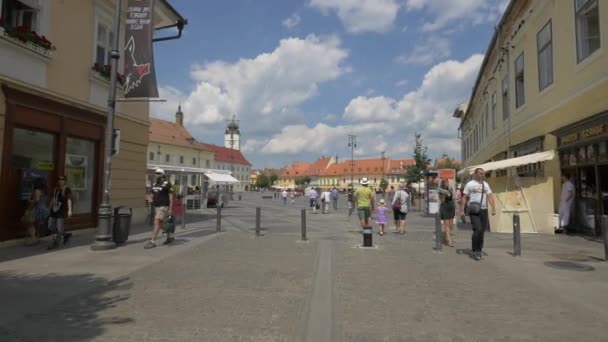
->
[375, 199, 389, 236]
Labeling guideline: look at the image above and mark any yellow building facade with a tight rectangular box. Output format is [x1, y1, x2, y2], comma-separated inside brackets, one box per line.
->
[457, 0, 608, 235]
[0, 0, 185, 240]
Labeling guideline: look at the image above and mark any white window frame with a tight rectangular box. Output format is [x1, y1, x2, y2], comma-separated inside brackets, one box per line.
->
[537, 19, 553, 91]
[514, 52, 525, 108]
[502, 74, 509, 120]
[1, 0, 41, 31]
[491, 92, 497, 130]
[94, 18, 114, 66]
[575, 0, 601, 63]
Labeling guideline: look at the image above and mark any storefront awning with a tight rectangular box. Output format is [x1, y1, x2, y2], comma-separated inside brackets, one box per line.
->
[205, 172, 239, 184]
[458, 150, 555, 177]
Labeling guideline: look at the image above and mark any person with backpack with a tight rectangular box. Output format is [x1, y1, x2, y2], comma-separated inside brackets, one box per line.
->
[47, 175, 73, 250]
[391, 183, 410, 235]
[145, 168, 175, 249]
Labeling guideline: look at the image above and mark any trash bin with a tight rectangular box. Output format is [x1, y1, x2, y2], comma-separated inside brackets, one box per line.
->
[362, 227, 373, 247]
[112, 206, 132, 245]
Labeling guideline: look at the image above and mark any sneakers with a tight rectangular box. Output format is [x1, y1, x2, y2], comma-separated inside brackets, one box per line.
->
[163, 235, 175, 245]
[471, 251, 486, 260]
[144, 241, 157, 249]
[63, 233, 72, 246]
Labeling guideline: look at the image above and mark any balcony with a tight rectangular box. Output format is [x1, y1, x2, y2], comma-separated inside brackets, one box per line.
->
[0, 24, 55, 60]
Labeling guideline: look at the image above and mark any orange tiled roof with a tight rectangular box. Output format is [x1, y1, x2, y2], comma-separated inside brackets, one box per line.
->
[434, 157, 461, 167]
[305, 157, 333, 175]
[281, 162, 311, 177]
[196, 142, 251, 166]
[387, 159, 415, 173]
[149, 118, 200, 149]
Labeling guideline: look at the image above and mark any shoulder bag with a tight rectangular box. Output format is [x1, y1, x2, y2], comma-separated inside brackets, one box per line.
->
[468, 182, 485, 216]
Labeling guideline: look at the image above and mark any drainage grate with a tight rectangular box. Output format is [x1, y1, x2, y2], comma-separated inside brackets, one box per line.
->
[544, 261, 595, 272]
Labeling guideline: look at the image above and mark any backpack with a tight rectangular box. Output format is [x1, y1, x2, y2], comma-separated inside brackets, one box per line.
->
[392, 191, 402, 210]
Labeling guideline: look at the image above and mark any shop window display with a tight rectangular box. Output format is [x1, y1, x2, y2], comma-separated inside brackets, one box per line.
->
[66, 137, 96, 214]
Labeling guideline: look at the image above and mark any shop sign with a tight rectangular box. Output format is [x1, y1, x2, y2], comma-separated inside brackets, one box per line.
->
[36, 161, 54, 171]
[560, 124, 606, 146]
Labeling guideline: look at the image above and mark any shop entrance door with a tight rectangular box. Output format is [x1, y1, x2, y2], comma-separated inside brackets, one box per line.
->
[3, 128, 57, 238]
[575, 166, 600, 236]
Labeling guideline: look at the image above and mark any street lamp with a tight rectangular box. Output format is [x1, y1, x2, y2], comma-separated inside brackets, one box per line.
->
[419, 170, 423, 211]
[348, 135, 357, 193]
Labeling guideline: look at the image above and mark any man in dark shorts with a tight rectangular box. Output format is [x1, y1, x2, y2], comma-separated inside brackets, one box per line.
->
[47, 175, 73, 250]
[145, 168, 175, 249]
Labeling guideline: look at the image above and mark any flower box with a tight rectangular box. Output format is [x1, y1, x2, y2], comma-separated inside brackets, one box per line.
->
[0, 24, 56, 60]
[90, 63, 126, 86]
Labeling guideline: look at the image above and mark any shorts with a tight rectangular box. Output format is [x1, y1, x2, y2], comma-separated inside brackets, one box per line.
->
[440, 201, 456, 220]
[393, 209, 407, 221]
[154, 206, 169, 221]
[357, 207, 371, 220]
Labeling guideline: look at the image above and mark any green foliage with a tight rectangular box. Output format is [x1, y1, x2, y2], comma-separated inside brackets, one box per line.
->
[295, 176, 311, 186]
[255, 174, 270, 189]
[269, 173, 279, 185]
[379, 178, 389, 192]
[405, 133, 431, 183]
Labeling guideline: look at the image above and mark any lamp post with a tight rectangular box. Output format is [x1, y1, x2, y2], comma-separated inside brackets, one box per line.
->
[348, 135, 357, 193]
[91, 0, 122, 250]
[419, 170, 423, 211]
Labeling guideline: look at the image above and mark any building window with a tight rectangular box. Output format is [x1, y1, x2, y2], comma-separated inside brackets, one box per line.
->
[165, 154, 170, 163]
[491, 92, 497, 130]
[537, 20, 553, 90]
[95, 21, 114, 66]
[179, 156, 184, 164]
[514, 52, 525, 108]
[192, 157, 196, 166]
[1, 0, 38, 31]
[66, 137, 96, 214]
[484, 102, 489, 137]
[502, 74, 510, 120]
[149, 152, 154, 161]
[575, 0, 601, 63]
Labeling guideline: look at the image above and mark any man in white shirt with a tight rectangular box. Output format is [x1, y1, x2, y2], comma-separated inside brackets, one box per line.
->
[308, 188, 318, 214]
[557, 174, 575, 233]
[281, 189, 288, 206]
[463, 168, 496, 261]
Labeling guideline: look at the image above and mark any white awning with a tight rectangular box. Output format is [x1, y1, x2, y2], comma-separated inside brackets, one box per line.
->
[205, 172, 239, 184]
[148, 164, 219, 174]
[458, 150, 555, 177]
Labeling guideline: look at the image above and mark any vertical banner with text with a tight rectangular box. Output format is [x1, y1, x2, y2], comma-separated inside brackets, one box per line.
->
[124, 0, 159, 98]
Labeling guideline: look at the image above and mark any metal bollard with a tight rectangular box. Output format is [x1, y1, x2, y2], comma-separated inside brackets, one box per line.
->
[255, 207, 261, 236]
[301, 209, 307, 241]
[513, 214, 521, 256]
[434, 212, 442, 251]
[362, 227, 373, 247]
[216, 206, 222, 232]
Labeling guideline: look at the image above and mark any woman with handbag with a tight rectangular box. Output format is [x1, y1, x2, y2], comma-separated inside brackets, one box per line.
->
[463, 168, 496, 261]
[438, 179, 455, 247]
[23, 179, 49, 246]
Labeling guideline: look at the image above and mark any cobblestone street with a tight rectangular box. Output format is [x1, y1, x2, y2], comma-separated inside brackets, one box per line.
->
[1, 192, 608, 341]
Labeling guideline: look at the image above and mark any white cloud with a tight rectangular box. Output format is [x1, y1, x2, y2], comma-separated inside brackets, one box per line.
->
[404, 0, 507, 32]
[282, 13, 301, 29]
[396, 36, 451, 65]
[339, 54, 484, 157]
[152, 34, 349, 130]
[309, 0, 401, 34]
[395, 79, 409, 87]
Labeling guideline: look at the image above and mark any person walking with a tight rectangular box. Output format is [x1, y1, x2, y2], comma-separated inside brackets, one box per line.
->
[308, 187, 318, 214]
[281, 189, 288, 206]
[23, 178, 49, 246]
[47, 175, 73, 250]
[463, 168, 496, 260]
[455, 185, 466, 223]
[347, 190, 354, 216]
[145, 168, 175, 249]
[355, 178, 375, 229]
[331, 187, 339, 210]
[438, 179, 456, 247]
[374, 199, 389, 236]
[557, 174, 574, 234]
[321, 189, 331, 213]
[391, 183, 409, 234]
[290, 190, 295, 205]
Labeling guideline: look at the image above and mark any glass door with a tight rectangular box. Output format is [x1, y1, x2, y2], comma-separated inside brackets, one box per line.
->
[65, 137, 97, 215]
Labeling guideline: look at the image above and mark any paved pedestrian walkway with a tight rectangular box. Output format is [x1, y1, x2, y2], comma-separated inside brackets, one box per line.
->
[1, 192, 607, 341]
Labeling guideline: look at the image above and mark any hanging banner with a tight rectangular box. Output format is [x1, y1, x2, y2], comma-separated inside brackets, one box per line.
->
[124, 0, 159, 98]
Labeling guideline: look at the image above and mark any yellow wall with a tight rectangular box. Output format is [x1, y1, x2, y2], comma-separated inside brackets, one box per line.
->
[461, 1, 608, 231]
[147, 142, 214, 169]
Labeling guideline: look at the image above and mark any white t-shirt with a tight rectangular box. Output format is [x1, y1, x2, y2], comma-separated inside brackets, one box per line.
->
[560, 180, 574, 204]
[391, 190, 410, 213]
[281, 190, 288, 198]
[463, 180, 492, 209]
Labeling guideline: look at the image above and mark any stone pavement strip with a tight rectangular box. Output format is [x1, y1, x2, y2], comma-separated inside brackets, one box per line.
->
[1, 192, 607, 341]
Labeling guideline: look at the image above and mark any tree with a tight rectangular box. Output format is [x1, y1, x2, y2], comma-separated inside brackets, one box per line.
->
[295, 176, 311, 187]
[269, 173, 278, 186]
[256, 174, 270, 189]
[379, 178, 389, 192]
[405, 133, 431, 183]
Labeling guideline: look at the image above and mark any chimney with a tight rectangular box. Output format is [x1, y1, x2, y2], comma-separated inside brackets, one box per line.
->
[176, 105, 184, 126]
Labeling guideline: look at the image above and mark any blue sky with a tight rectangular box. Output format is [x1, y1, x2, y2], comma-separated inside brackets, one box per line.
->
[151, 0, 509, 168]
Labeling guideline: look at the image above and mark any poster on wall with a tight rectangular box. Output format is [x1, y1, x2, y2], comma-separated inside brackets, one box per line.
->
[66, 154, 88, 191]
[124, 0, 159, 98]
